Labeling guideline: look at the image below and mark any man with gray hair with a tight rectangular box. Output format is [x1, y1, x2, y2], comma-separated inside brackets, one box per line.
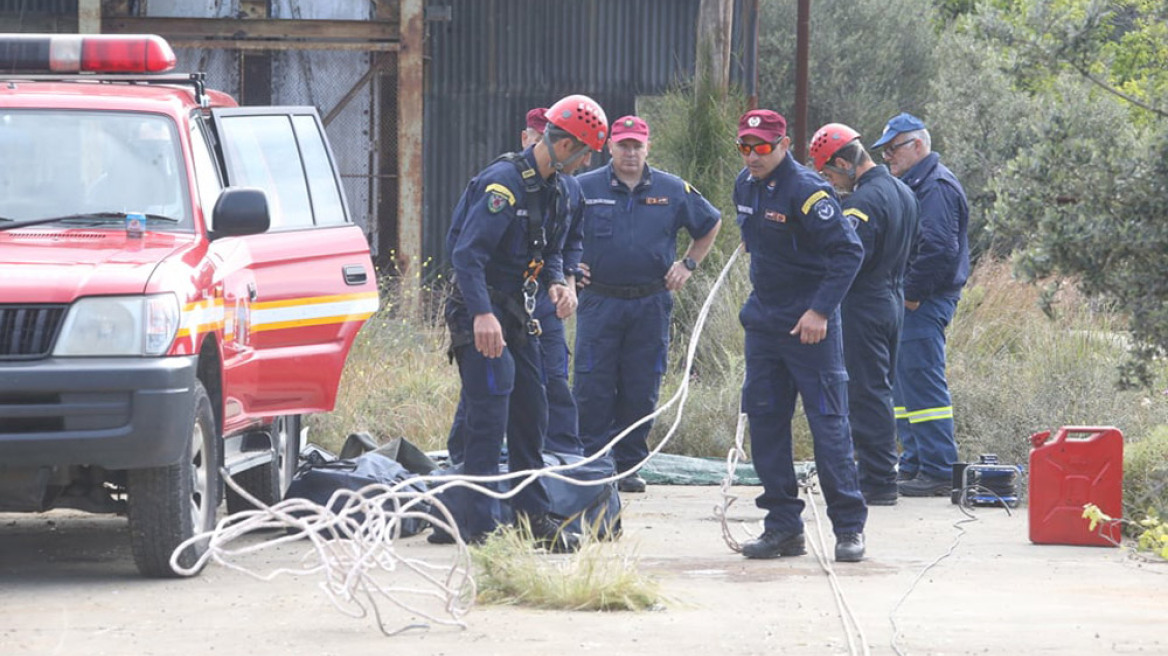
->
[871, 112, 969, 497]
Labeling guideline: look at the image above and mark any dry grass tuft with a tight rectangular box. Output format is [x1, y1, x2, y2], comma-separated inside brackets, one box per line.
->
[470, 524, 661, 611]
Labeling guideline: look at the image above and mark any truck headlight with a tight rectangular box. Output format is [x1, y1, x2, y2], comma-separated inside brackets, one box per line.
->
[53, 294, 180, 356]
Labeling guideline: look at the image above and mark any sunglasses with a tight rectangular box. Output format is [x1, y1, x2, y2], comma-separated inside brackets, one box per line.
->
[736, 140, 780, 156]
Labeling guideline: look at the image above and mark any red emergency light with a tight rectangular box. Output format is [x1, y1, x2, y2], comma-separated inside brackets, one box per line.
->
[0, 34, 176, 74]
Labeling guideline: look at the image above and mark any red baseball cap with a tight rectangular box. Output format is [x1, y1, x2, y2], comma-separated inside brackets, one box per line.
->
[738, 109, 787, 143]
[610, 115, 650, 143]
[526, 107, 549, 133]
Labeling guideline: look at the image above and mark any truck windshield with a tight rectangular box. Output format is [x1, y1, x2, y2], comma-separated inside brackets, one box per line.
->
[0, 110, 191, 229]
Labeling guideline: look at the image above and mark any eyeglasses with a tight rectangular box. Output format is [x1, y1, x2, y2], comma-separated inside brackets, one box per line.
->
[736, 140, 780, 156]
[881, 137, 917, 159]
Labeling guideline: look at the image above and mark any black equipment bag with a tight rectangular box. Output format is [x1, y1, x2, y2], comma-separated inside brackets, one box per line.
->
[284, 450, 430, 538]
[428, 451, 621, 540]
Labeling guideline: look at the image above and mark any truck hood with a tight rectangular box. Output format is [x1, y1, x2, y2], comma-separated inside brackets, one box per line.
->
[0, 228, 197, 303]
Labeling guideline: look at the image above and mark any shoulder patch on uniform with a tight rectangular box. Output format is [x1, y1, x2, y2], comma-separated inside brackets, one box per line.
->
[801, 190, 829, 215]
[842, 208, 869, 222]
[485, 183, 516, 205]
[684, 181, 702, 196]
[813, 199, 836, 221]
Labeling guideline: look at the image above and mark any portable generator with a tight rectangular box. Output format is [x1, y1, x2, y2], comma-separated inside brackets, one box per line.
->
[951, 454, 1021, 508]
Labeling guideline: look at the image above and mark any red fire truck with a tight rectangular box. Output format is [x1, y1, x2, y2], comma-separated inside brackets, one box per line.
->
[0, 34, 379, 577]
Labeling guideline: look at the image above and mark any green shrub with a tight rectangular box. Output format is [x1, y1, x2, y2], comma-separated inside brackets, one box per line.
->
[1125, 425, 1168, 524]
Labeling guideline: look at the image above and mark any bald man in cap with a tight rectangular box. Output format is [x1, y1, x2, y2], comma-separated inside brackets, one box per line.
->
[574, 115, 721, 493]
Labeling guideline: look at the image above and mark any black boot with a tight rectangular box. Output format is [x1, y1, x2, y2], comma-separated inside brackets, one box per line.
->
[741, 529, 806, 559]
[834, 533, 865, 562]
[524, 513, 582, 553]
[898, 473, 951, 497]
[618, 473, 647, 493]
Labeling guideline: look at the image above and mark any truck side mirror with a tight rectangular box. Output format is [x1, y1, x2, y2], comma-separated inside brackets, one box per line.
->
[209, 187, 270, 240]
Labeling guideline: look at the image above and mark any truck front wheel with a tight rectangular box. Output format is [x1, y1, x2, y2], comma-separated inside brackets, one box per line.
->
[127, 379, 221, 578]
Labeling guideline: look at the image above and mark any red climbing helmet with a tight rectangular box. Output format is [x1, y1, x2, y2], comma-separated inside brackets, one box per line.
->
[809, 123, 862, 172]
[545, 94, 609, 152]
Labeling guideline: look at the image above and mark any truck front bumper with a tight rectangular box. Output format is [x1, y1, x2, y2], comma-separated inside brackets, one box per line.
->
[0, 356, 198, 469]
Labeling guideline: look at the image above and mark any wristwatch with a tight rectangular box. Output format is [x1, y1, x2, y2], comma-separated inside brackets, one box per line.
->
[682, 256, 698, 272]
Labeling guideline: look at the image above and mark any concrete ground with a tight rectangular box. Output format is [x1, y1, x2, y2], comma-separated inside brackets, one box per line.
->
[2, 485, 1165, 655]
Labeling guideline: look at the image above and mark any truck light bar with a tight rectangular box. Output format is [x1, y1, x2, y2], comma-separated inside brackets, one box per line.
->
[0, 34, 176, 74]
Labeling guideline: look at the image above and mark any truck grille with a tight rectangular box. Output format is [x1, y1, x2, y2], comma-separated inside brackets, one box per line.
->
[0, 305, 67, 360]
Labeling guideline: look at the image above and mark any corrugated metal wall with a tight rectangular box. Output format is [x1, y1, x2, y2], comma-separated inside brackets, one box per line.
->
[423, 0, 702, 276]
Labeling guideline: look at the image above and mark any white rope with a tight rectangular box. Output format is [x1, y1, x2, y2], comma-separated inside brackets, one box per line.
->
[713, 410, 751, 552]
[173, 473, 475, 636]
[804, 480, 870, 656]
[173, 243, 747, 633]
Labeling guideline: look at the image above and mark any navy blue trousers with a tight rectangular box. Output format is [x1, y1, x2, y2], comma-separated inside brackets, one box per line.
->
[447, 300, 582, 461]
[574, 290, 672, 473]
[537, 306, 583, 456]
[447, 311, 551, 537]
[842, 292, 903, 496]
[893, 294, 959, 480]
[740, 302, 867, 536]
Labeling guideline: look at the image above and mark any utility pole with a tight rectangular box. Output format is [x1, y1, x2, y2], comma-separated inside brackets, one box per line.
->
[745, 0, 760, 109]
[77, 0, 100, 33]
[697, 0, 734, 95]
[794, 0, 810, 164]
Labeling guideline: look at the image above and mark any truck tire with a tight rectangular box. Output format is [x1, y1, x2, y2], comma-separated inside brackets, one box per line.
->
[127, 379, 221, 578]
[226, 415, 301, 513]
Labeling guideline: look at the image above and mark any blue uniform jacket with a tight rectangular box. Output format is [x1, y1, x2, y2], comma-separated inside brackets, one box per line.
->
[842, 165, 919, 299]
[734, 154, 862, 321]
[899, 152, 969, 301]
[446, 148, 583, 317]
[575, 162, 720, 286]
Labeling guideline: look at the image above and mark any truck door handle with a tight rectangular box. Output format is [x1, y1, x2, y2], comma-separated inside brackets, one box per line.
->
[343, 265, 367, 286]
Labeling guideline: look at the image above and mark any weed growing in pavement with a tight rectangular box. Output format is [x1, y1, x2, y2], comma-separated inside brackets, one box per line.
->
[470, 520, 661, 611]
[1082, 503, 1168, 561]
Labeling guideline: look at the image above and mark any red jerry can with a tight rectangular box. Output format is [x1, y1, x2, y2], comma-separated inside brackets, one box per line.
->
[1028, 426, 1123, 546]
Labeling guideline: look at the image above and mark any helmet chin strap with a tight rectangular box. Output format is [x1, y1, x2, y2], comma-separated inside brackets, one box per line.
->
[547, 138, 590, 173]
[825, 142, 864, 184]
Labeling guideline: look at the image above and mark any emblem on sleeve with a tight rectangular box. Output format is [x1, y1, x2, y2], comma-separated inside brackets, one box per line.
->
[814, 199, 836, 221]
[487, 192, 509, 213]
[483, 182, 516, 214]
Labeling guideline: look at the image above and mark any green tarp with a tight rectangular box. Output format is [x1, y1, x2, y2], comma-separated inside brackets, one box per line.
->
[639, 454, 816, 486]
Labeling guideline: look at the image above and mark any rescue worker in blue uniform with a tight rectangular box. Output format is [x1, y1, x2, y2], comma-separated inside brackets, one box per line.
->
[445, 107, 584, 465]
[573, 115, 722, 493]
[442, 94, 608, 550]
[524, 106, 586, 456]
[810, 123, 920, 506]
[733, 109, 867, 562]
[872, 113, 970, 498]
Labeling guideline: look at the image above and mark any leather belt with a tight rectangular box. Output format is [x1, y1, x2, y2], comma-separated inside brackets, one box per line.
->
[585, 280, 666, 300]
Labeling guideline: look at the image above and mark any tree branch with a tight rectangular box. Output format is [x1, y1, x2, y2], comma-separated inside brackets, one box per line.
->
[1070, 63, 1168, 119]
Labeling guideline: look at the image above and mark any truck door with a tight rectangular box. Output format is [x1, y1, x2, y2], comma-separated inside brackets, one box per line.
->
[209, 107, 378, 426]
